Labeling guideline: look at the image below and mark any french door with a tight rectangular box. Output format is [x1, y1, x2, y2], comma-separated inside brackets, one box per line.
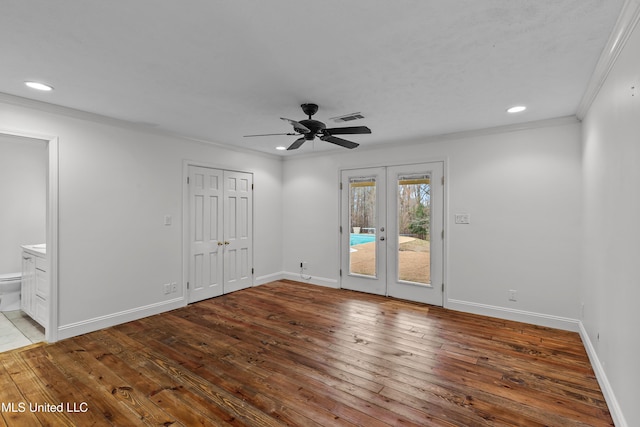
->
[340, 162, 444, 305]
[187, 165, 253, 303]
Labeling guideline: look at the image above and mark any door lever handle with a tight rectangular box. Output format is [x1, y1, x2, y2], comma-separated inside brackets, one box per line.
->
[217, 242, 224, 246]
[224, 241, 230, 245]
[380, 236, 385, 241]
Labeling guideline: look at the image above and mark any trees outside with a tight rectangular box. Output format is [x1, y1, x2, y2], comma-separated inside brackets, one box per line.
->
[349, 179, 431, 240]
[349, 181, 376, 232]
[398, 180, 430, 240]
[349, 178, 431, 284]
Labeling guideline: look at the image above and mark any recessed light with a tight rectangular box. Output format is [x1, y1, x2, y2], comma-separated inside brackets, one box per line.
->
[275, 146, 287, 151]
[507, 105, 526, 113]
[25, 81, 53, 91]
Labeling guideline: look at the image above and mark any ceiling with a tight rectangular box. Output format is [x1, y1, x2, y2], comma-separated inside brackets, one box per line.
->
[0, 1, 625, 156]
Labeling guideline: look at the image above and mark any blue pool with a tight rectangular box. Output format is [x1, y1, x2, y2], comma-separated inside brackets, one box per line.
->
[350, 233, 376, 246]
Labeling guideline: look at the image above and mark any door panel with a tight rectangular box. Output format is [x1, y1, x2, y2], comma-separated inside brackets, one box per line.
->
[340, 163, 444, 306]
[223, 170, 253, 294]
[387, 163, 443, 305]
[188, 166, 224, 303]
[340, 168, 386, 295]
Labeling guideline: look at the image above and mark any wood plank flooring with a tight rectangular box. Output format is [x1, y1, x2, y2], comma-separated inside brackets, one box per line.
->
[0, 280, 613, 426]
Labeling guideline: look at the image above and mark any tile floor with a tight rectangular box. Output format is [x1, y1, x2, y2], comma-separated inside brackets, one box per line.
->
[0, 310, 44, 353]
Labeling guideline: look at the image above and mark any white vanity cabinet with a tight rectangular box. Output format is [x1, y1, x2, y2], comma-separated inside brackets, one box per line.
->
[21, 245, 48, 328]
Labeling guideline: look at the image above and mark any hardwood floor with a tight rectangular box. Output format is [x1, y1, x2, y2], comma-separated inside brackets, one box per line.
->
[0, 280, 613, 426]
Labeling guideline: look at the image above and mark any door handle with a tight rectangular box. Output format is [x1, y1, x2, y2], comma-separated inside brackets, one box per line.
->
[380, 236, 385, 241]
[217, 242, 224, 246]
[224, 241, 230, 245]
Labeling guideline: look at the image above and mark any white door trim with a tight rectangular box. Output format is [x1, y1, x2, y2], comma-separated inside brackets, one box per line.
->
[0, 129, 59, 343]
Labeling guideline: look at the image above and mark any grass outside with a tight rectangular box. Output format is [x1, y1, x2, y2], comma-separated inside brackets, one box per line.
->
[349, 236, 431, 283]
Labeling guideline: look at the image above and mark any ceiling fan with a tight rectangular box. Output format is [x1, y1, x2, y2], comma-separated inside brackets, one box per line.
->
[244, 103, 371, 150]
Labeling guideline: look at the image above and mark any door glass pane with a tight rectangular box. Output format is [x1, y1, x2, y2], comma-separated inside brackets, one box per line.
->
[397, 174, 431, 284]
[349, 177, 376, 277]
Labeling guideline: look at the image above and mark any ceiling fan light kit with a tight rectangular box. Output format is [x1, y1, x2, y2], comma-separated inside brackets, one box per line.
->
[244, 103, 371, 151]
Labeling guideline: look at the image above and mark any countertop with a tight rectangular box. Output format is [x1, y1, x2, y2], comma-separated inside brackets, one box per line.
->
[22, 244, 46, 257]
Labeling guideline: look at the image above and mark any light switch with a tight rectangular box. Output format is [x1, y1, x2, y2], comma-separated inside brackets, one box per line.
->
[455, 213, 470, 224]
[164, 215, 172, 226]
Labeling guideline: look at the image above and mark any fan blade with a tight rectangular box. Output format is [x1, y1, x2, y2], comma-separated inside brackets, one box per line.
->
[287, 137, 307, 150]
[320, 135, 359, 149]
[281, 117, 310, 133]
[323, 126, 371, 135]
[244, 133, 298, 137]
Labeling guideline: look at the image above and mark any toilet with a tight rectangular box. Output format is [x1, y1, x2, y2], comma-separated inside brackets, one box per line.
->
[0, 273, 21, 312]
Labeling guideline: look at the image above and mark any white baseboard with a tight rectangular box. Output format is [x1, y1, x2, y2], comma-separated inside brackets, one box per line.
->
[254, 271, 286, 286]
[446, 298, 580, 332]
[578, 322, 627, 427]
[56, 269, 301, 340]
[56, 297, 185, 341]
[254, 271, 340, 289]
[281, 271, 339, 289]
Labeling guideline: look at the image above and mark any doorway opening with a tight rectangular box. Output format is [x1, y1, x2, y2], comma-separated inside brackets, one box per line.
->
[0, 129, 59, 348]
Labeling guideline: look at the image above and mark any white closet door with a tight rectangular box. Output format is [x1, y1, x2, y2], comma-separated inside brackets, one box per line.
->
[188, 166, 224, 303]
[223, 170, 253, 294]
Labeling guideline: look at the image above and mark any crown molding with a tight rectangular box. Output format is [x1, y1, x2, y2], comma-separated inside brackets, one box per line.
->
[283, 115, 580, 162]
[576, 0, 640, 119]
[0, 92, 282, 160]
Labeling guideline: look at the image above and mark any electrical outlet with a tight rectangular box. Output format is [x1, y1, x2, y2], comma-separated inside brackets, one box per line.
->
[170, 282, 177, 293]
[163, 283, 171, 294]
[508, 289, 517, 301]
[301, 261, 309, 269]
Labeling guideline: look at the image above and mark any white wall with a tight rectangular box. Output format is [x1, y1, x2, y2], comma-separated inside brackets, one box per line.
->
[283, 120, 583, 328]
[0, 97, 283, 338]
[0, 134, 47, 273]
[581, 16, 640, 427]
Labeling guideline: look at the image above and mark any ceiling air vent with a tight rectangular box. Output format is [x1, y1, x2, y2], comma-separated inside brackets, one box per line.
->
[330, 112, 365, 123]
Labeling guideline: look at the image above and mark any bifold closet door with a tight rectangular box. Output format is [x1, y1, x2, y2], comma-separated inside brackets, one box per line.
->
[188, 166, 253, 304]
[188, 166, 224, 303]
[222, 170, 253, 294]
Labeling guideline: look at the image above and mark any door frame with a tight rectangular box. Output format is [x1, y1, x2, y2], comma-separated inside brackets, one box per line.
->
[339, 159, 448, 306]
[0, 128, 59, 343]
[182, 160, 254, 303]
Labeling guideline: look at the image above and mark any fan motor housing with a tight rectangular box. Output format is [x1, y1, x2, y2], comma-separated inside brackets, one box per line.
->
[298, 119, 326, 139]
